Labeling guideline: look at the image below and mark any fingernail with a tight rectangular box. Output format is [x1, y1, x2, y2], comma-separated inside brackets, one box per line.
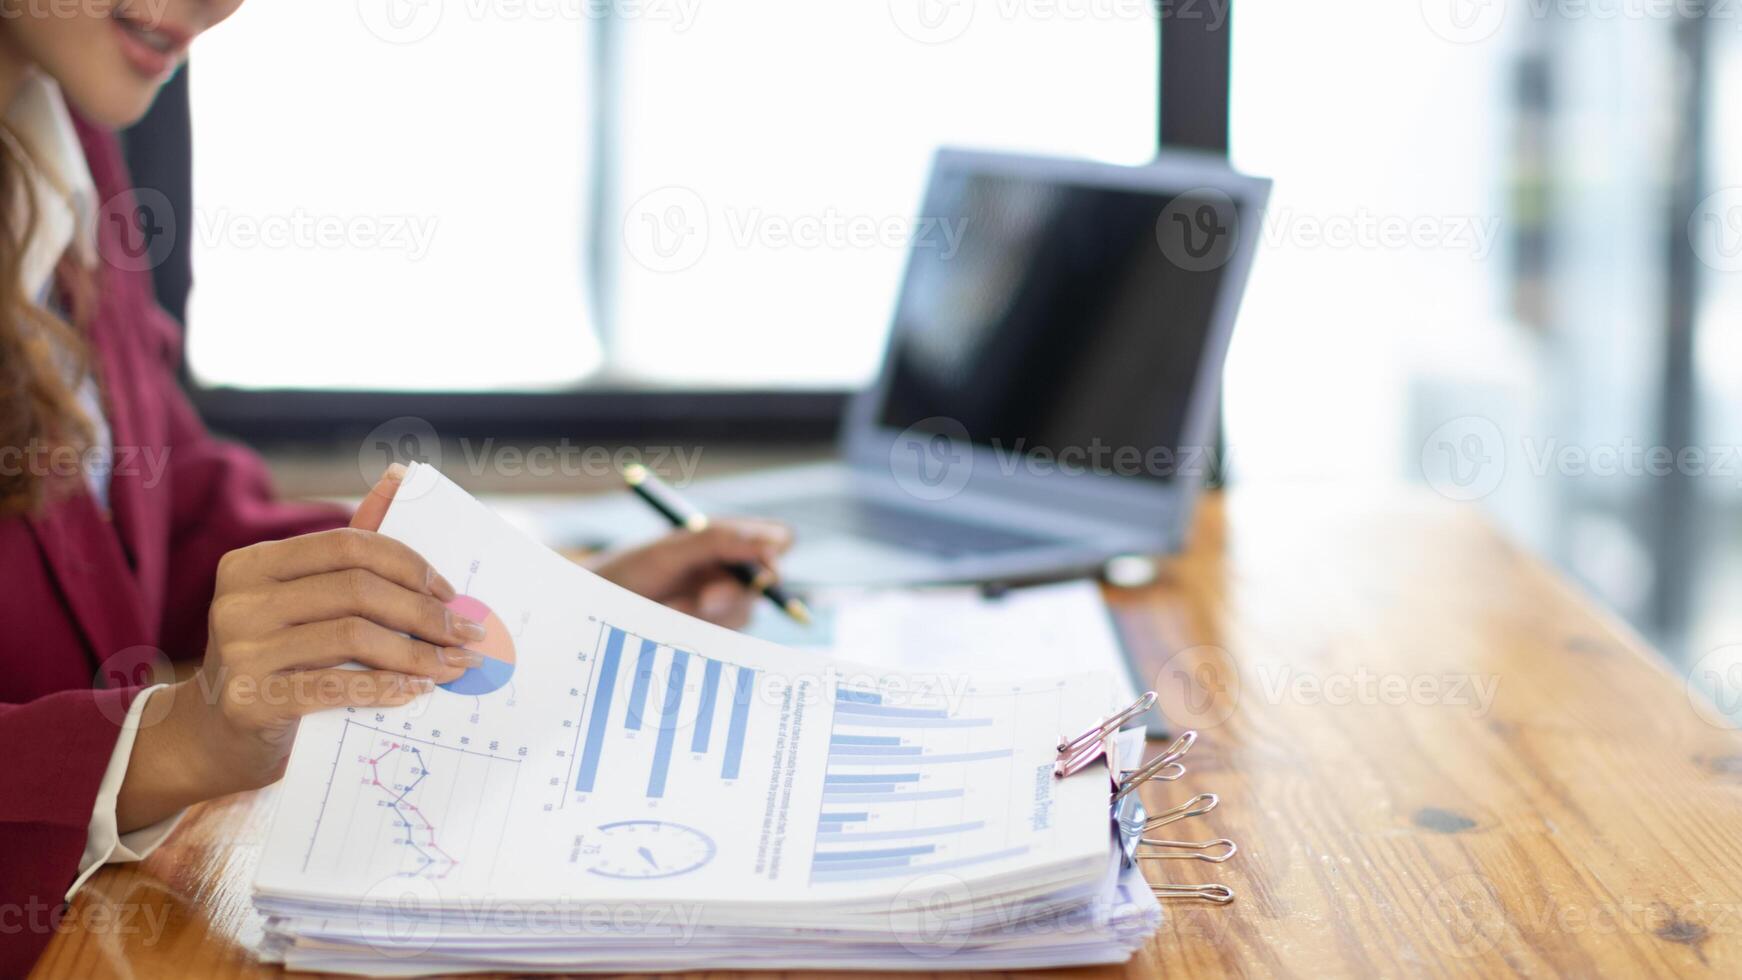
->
[450, 612, 487, 642]
[429, 569, 456, 600]
[702, 591, 735, 619]
[441, 647, 485, 668]
[401, 676, 434, 695]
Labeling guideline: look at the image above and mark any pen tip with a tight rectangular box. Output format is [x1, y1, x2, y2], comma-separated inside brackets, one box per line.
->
[622, 463, 647, 486]
[786, 599, 813, 626]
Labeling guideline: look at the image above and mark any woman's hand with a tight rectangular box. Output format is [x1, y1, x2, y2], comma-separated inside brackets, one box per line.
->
[588, 519, 794, 630]
[118, 466, 477, 829]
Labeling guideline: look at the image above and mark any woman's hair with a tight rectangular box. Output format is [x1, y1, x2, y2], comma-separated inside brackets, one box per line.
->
[0, 121, 93, 518]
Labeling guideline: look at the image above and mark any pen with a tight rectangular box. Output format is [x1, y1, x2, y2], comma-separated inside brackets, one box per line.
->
[621, 463, 812, 625]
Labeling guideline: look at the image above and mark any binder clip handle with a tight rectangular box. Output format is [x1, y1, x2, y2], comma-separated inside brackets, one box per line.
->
[1152, 883, 1236, 904]
[1144, 793, 1220, 830]
[1137, 837, 1238, 863]
[1112, 730, 1198, 803]
[1055, 691, 1158, 778]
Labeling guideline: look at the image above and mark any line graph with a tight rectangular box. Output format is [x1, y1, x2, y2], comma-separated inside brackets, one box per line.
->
[364, 743, 459, 878]
[302, 718, 523, 884]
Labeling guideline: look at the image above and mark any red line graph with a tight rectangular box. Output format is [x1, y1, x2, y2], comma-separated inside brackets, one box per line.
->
[367, 743, 459, 879]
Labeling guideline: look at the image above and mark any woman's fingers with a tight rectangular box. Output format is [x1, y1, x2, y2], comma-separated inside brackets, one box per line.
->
[258, 668, 435, 722]
[695, 576, 756, 629]
[351, 463, 409, 533]
[256, 617, 475, 683]
[705, 518, 795, 564]
[228, 527, 455, 601]
[267, 569, 487, 646]
[598, 520, 795, 597]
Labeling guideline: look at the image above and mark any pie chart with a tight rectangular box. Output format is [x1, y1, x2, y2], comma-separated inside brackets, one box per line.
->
[440, 594, 516, 696]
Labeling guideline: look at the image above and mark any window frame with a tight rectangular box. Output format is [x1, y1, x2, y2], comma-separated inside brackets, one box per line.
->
[123, 10, 1231, 446]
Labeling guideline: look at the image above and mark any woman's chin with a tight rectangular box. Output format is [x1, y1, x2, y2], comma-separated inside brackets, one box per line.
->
[57, 70, 167, 129]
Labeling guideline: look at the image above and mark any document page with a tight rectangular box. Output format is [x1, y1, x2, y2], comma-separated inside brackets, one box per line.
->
[745, 581, 1142, 706]
[255, 465, 1111, 911]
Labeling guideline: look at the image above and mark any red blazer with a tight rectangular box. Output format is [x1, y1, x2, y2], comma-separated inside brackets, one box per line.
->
[0, 117, 345, 974]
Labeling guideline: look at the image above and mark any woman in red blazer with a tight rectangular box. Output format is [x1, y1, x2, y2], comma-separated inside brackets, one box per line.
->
[0, 3, 789, 972]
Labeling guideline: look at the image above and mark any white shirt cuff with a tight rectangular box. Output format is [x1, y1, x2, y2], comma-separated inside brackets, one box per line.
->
[67, 684, 186, 899]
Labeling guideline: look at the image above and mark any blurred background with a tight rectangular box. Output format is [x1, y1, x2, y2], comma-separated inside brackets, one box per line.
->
[135, 1, 1738, 688]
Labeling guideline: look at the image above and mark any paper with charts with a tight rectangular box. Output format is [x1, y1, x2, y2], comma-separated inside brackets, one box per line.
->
[254, 463, 1114, 911]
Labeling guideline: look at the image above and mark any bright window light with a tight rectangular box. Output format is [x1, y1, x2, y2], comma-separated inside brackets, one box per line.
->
[185, 3, 1156, 393]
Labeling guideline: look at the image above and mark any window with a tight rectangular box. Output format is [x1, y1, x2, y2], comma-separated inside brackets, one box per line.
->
[186, 3, 1158, 394]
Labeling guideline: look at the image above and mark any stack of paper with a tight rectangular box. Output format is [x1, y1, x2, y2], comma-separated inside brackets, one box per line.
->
[742, 580, 1146, 708]
[252, 465, 1159, 973]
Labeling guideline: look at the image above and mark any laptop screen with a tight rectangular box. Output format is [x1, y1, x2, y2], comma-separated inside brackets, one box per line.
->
[875, 167, 1239, 483]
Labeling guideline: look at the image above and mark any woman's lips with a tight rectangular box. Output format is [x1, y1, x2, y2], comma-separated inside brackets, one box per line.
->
[111, 13, 191, 80]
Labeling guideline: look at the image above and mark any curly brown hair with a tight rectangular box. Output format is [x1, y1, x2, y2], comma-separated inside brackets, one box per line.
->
[0, 121, 94, 518]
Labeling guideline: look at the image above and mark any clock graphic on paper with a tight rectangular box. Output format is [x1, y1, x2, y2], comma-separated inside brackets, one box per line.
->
[586, 820, 716, 880]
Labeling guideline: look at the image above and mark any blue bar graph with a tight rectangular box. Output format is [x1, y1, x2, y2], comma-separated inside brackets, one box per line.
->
[810, 846, 1030, 884]
[827, 744, 924, 757]
[574, 627, 626, 794]
[833, 701, 950, 720]
[830, 734, 902, 747]
[824, 773, 921, 785]
[817, 821, 985, 845]
[829, 715, 993, 729]
[691, 659, 722, 753]
[829, 749, 1014, 767]
[624, 638, 658, 731]
[647, 650, 690, 798]
[822, 788, 965, 804]
[813, 844, 936, 862]
[808, 855, 912, 873]
[817, 811, 868, 824]
[836, 689, 883, 705]
[722, 666, 755, 780]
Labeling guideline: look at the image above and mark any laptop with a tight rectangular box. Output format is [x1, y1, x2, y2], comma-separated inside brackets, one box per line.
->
[553, 147, 1271, 586]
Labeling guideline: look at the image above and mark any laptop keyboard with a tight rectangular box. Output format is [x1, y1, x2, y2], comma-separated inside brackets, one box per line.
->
[756, 496, 1059, 559]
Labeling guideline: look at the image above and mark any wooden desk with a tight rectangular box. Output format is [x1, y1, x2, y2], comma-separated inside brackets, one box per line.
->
[32, 489, 1742, 977]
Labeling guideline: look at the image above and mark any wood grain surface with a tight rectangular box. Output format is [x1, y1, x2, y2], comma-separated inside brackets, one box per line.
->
[31, 488, 1742, 978]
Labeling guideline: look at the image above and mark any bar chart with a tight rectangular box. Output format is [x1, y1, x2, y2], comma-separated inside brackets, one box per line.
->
[809, 685, 1032, 884]
[569, 625, 759, 803]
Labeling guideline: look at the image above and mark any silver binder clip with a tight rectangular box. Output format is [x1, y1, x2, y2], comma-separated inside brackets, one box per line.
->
[1055, 691, 1158, 778]
[1143, 792, 1219, 831]
[1151, 883, 1236, 904]
[1137, 838, 1238, 863]
[1112, 730, 1196, 803]
[1104, 727, 1239, 906]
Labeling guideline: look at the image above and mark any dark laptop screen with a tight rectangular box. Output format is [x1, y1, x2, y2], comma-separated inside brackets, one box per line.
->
[876, 169, 1238, 483]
